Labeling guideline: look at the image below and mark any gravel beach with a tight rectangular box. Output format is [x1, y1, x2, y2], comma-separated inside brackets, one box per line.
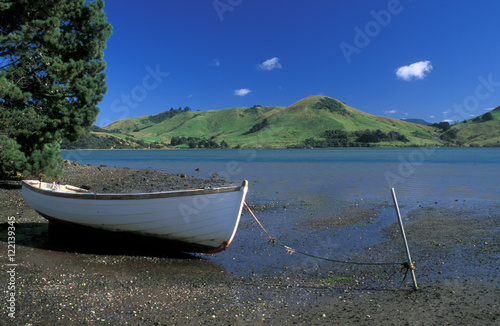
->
[1, 162, 499, 325]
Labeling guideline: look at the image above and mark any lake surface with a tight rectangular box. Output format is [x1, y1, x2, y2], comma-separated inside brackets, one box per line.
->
[61, 148, 500, 276]
[62, 148, 500, 202]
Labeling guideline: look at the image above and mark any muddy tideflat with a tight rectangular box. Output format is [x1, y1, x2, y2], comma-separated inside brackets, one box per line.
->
[1, 162, 499, 325]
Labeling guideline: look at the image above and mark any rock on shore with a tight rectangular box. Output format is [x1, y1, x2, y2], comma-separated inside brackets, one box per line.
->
[57, 159, 235, 193]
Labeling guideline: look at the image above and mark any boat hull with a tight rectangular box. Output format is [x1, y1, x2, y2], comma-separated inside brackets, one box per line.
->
[22, 180, 248, 253]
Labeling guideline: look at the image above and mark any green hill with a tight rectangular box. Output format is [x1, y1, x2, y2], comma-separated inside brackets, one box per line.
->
[443, 106, 500, 147]
[62, 96, 498, 149]
[99, 95, 441, 148]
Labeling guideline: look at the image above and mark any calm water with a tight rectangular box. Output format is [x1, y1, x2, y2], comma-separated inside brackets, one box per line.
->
[62, 148, 500, 202]
[61, 148, 500, 276]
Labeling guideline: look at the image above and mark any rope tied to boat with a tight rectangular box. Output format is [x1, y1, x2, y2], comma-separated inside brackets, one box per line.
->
[244, 202, 414, 288]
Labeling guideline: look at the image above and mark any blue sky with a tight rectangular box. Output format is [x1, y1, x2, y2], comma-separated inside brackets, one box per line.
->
[95, 0, 500, 127]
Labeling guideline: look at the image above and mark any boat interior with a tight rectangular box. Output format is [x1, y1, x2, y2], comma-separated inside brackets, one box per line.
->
[25, 180, 91, 193]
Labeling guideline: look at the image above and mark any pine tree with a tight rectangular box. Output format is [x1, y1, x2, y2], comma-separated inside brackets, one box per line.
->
[0, 0, 112, 178]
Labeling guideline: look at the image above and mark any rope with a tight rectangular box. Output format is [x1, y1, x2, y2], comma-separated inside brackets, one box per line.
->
[244, 202, 415, 283]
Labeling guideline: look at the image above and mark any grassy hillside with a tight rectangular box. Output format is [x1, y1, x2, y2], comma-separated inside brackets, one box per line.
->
[60, 131, 163, 150]
[445, 106, 500, 147]
[63, 96, 497, 149]
[100, 95, 442, 148]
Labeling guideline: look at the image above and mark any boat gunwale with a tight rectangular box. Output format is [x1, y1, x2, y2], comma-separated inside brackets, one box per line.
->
[22, 180, 245, 200]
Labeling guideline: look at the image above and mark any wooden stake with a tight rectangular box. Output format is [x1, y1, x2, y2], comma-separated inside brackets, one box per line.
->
[391, 188, 418, 290]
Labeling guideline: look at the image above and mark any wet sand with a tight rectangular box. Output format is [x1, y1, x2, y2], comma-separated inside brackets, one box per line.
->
[1, 162, 499, 325]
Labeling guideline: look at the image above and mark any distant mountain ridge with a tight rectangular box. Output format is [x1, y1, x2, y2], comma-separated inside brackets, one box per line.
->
[62, 96, 499, 149]
[401, 118, 432, 126]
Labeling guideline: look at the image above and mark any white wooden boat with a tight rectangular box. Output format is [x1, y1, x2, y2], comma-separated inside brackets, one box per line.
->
[22, 180, 248, 253]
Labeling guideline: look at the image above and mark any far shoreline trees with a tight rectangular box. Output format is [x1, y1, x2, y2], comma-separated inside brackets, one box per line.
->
[303, 129, 409, 148]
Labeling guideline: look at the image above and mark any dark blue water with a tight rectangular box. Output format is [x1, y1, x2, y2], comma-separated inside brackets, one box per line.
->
[61, 148, 500, 276]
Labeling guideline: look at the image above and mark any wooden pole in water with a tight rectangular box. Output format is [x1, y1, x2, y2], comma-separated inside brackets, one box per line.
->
[390, 188, 418, 290]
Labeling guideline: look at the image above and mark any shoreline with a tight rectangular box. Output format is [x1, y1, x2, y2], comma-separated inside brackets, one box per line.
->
[1, 163, 499, 324]
[61, 145, 500, 151]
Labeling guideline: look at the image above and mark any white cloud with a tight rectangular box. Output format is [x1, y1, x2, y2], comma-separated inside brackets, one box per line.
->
[384, 110, 398, 114]
[429, 115, 435, 118]
[234, 88, 251, 96]
[396, 60, 433, 81]
[257, 57, 282, 71]
[212, 59, 220, 67]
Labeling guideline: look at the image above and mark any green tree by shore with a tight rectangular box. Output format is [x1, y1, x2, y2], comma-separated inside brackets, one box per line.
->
[0, 0, 112, 178]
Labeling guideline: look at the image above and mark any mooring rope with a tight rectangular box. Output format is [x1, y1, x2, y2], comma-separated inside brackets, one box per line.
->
[244, 202, 415, 286]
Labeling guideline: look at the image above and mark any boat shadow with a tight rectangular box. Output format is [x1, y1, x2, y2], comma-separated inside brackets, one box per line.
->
[0, 179, 22, 190]
[2, 222, 202, 260]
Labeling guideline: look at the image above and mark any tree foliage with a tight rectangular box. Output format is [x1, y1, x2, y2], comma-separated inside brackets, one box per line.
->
[313, 97, 349, 115]
[303, 129, 409, 148]
[0, 0, 112, 178]
[243, 118, 268, 135]
[472, 112, 494, 123]
[482, 112, 494, 121]
[243, 105, 262, 115]
[143, 107, 190, 125]
[170, 136, 223, 149]
[439, 128, 458, 141]
[431, 121, 451, 131]
[354, 129, 409, 143]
